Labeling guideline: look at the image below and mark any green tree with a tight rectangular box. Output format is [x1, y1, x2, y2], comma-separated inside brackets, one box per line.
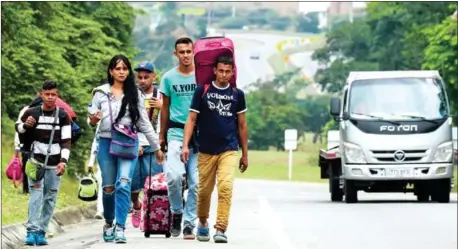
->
[423, 14, 458, 122]
[1, 2, 137, 175]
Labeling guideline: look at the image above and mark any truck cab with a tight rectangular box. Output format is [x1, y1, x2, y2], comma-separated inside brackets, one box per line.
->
[320, 70, 454, 203]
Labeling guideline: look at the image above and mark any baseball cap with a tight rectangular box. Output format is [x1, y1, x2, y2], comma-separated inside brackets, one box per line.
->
[134, 60, 155, 73]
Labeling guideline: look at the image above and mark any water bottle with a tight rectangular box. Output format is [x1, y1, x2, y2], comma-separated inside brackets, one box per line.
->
[88, 102, 98, 115]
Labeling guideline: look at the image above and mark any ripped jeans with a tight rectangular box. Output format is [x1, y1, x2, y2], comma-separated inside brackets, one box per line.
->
[97, 137, 138, 229]
[27, 168, 62, 233]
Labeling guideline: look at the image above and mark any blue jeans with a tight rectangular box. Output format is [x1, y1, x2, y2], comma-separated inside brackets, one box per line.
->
[131, 146, 163, 193]
[97, 138, 138, 229]
[26, 168, 62, 233]
[164, 140, 199, 229]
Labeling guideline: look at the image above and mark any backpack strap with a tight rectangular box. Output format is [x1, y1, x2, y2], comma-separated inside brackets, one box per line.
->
[43, 107, 60, 168]
[201, 84, 211, 98]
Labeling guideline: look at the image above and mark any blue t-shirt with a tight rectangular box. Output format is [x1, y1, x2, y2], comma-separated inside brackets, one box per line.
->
[190, 82, 247, 155]
[160, 67, 197, 142]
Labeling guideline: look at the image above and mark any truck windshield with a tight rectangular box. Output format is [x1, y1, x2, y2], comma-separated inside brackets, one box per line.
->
[348, 77, 449, 120]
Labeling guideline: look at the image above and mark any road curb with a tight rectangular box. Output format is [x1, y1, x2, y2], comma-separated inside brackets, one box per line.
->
[1, 203, 97, 249]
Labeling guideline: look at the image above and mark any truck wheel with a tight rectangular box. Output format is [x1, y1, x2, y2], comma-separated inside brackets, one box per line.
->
[431, 179, 450, 203]
[415, 182, 430, 202]
[331, 179, 344, 201]
[329, 167, 343, 202]
[344, 180, 358, 203]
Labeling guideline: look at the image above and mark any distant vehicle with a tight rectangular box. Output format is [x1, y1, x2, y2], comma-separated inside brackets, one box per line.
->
[319, 70, 454, 204]
[250, 51, 260, 60]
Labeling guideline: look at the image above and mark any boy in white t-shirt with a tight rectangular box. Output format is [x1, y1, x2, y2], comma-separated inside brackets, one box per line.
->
[130, 61, 164, 228]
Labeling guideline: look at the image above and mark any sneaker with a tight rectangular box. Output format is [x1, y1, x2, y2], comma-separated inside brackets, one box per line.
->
[131, 208, 141, 228]
[24, 231, 36, 246]
[114, 226, 127, 244]
[103, 223, 115, 242]
[171, 213, 182, 237]
[196, 223, 210, 242]
[36, 231, 48, 246]
[183, 226, 195, 240]
[213, 231, 228, 243]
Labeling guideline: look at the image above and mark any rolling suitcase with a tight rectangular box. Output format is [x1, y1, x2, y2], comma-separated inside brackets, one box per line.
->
[139, 155, 188, 238]
[140, 172, 172, 238]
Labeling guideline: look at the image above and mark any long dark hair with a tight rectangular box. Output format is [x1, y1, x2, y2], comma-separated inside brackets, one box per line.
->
[107, 55, 140, 125]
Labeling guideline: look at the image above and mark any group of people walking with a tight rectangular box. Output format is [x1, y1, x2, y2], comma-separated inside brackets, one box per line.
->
[15, 36, 249, 246]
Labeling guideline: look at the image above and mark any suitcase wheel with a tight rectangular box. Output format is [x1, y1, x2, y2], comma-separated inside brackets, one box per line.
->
[165, 232, 171, 238]
[144, 232, 150, 238]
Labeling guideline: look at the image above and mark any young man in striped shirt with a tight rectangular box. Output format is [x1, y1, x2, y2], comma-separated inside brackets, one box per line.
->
[15, 80, 72, 246]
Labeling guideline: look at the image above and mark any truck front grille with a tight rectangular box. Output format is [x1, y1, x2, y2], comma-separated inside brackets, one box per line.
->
[370, 149, 428, 163]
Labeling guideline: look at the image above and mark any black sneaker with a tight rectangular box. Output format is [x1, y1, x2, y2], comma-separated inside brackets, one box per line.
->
[171, 213, 182, 237]
[183, 226, 195, 240]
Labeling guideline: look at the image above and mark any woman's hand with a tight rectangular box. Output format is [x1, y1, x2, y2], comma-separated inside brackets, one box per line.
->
[155, 150, 165, 165]
[88, 111, 102, 126]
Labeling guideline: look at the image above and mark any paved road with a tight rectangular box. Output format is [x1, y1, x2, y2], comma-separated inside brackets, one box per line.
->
[43, 179, 457, 249]
[289, 51, 322, 80]
[208, 30, 313, 91]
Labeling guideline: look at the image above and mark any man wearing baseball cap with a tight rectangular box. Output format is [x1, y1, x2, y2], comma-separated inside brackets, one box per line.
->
[130, 60, 164, 228]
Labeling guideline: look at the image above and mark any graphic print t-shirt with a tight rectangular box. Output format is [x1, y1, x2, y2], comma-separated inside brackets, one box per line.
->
[160, 67, 196, 142]
[190, 82, 247, 155]
[138, 89, 161, 147]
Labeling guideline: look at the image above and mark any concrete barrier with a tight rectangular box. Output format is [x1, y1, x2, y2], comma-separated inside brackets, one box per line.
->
[1, 204, 96, 249]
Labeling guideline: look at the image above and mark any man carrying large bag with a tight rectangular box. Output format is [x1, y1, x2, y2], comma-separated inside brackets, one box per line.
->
[180, 36, 249, 244]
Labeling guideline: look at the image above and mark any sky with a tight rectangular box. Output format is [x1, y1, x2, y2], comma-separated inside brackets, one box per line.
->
[299, 2, 366, 13]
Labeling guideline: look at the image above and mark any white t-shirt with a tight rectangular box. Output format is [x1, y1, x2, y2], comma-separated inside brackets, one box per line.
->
[138, 91, 161, 147]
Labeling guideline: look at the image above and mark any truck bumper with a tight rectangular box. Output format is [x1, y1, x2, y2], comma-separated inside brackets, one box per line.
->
[342, 163, 454, 181]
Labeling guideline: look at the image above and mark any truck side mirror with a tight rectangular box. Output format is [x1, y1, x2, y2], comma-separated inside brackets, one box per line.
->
[330, 97, 341, 117]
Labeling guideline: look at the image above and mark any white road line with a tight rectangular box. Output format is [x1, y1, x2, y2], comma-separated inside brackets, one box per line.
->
[258, 195, 298, 249]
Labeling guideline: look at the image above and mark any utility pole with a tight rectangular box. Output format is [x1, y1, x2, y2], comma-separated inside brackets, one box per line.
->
[349, 1, 354, 23]
[207, 3, 212, 26]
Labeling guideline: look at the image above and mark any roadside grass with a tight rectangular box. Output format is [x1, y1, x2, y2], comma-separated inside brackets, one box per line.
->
[237, 149, 458, 193]
[1, 117, 89, 226]
[235, 133, 326, 182]
[235, 150, 326, 183]
[235, 133, 458, 193]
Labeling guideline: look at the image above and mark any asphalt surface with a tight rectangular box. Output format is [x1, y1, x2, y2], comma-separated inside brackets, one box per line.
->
[208, 31, 312, 91]
[40, 179, 457, 249]
[289, 51, 322, 80]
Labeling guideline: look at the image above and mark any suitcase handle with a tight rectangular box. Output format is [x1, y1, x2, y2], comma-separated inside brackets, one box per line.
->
[207, 42, 222, 48]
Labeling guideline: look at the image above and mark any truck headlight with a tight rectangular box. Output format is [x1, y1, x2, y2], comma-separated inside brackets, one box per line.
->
[433, 142, 453, 163]
[344, 142, 367, 164]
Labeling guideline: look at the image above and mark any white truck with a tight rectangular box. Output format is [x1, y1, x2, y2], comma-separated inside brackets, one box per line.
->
[453, 127, 457, 164]
[319, 70, 455, 203]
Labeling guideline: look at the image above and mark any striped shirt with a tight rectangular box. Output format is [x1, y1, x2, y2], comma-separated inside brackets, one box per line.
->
[15, 106, 72, 167]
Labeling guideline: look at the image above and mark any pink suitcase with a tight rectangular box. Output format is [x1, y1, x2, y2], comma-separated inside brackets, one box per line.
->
[140, 173, 172, 238]
[194, 36, 237, 87]
[140, 173, 187, 238]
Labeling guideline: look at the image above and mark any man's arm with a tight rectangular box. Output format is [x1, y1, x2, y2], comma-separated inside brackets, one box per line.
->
[15, 108, 32, 134]
[159, 75, 170, 142]
[14, 106, 30, 149]
[183, 85, 203, 148]
[183, 112, 198, 148]
[236, 90, 248, 157]
[237, 112, 248, 156]
[160, 95, 170, 139]
[60, 112, 72, 164]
